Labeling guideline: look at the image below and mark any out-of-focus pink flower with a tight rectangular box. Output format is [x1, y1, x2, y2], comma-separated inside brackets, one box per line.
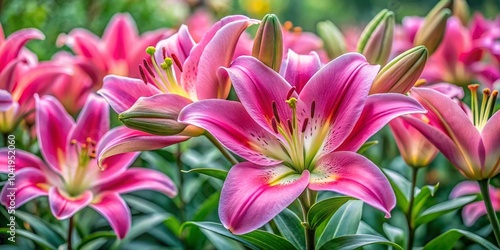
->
[57, 13, 173, 89]
[0, 94, 182, 239]
[451, 181, 500, 226]
[97, 15, 257, 164]
[402, 86, 500, 180]
[186, 9, 216, 43]
[282, 21, 328, 61]
[179, 53, 425, 234]
[0, 25, 70, 133]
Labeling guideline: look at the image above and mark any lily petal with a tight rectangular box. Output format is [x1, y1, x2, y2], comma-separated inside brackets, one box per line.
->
[337, 93, 425, 152]
[462, 201, 487, 226]
[481, 111, 500, 178]
[309, 151, 396, 217]
[69, 94, 109, 144]
[299, 53, 379, 156]
[49, 187, 92, 220]
[96, 126, 188, 168]
[94, 151, 139, 186]
[182, 15, 258, 100]
[36, 95, 74, 175]
[219, 162, 309, 234]
[90, 191, 131, 239]
[179, 100, 286, 166]
[98, 168, 176, 197]
[103, 13, 138, 60]
[0, 28, 44, 70]
[281, 50, 321, 93]
[59, 29, 107, 72]
[0, 168, 49, 208]
[450, 181, 480, 198]
[223, 56, 295, 137]
[0, 149, 47, 173]
[98, 75, 162, 113]
[0, 90, 13, 111]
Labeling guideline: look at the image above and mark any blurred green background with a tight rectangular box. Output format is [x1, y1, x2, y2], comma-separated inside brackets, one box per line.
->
[1, 0, 498, 60]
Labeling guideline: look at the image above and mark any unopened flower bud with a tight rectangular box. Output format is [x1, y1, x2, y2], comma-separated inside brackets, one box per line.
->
[118, 95, 191, 135]
[357, 9, 395, 66]
[252, 14, 283, 72]
[317, 20, 347, 60]
[414, 4, 451, 55]
[371, 46, 428, 94]
[452, 0, 470, 25]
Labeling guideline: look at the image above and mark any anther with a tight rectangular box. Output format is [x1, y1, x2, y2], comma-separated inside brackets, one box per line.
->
[86, 137, 92, 143]
[301, 118, 309, 133]
[171, 54, 183, 72]
[293, 27, 302, 33]
[310, 101, 316, 118]
[284, 21, 293, 31]
[162, 47, 167, 59]
[287, 119, 294, 131]
[468, 84, 479, 91]
[286, 87, 296, 100]
[70, 139, 77, 145]
[272, 101, 281, 123]
[271, 117, 279, 134]
[143, 59, 155, 77]
[139, 66, 148, 84]
[146, 46, 156, 55]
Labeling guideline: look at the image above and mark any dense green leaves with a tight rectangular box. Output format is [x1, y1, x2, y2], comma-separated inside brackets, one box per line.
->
[274, 209, 305, 250]
[317, 200, 363, 248]
[415, 195, 477, 226]
[318, 234, 403, 250]
[182, 221, 297, 250]
[423, 229, 500, 250]
[181, 168, 228, 181]
[307, 196, 354, 229]
[384, 169, 412, 212]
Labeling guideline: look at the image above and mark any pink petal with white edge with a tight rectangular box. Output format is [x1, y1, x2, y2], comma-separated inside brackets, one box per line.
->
[309, 151, 396, 217]
[182, 15, 258, 100]
[0, 90, 12, 111]
[36, 95, 75, 175]
[223, 56, 296, 138]
[281, 50, 321, 94]
[461, 201, 487, 226]
[219, 162, 309, 234]
[98, 168, 176, 197]
[90, 191, 131, 239]
[98, 75, 162, 113]
[94, 151, 139, 187]
[61, 29, 107, 71]
[179, 100, 287, 166]
[481, 111, 500, 178]
[49, 187, 92, 219]
[299, 53, 379, 156]
[0, 28, 44, 70]
[450, 181, 481, 199]
[69, 94, 109, 144]
[0, 168, 49, 208]
[103, 13, 138, 60]
[96, 126, 188, 168]
[337, 93, 425, 152]
[0, 149, 47, 173]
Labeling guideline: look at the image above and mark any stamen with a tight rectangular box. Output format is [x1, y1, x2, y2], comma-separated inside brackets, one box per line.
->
[146, 46, 156, 56]
[86, 137, 92, 143]
[138, 66, 148, 84]
[143, 59, 155, 77]
[468, 84, 479, 126]
[283, 21, 293, 31]
[293, 27, 302, 34]
[171, 53, 183, 72]
[287, 119, 293, 132]
[310, 101, 316, 118]
[479, 88, 491, 126]
[287, 87, 296, 99]
[301, 118, 309, 133]
[272, 101, 281, 123]
[162, 47, 167, 59]
[70, 139, 77, 145]
[271, 117, 279, 134]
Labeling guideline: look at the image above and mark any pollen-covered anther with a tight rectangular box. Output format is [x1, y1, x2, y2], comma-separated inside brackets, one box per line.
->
[142, 59, 156, 77]
[301, 118, 309, 133]
[272, 101, 281, 123]
[70, 139, 78, 145]
[271, 117, 279, 134]
[286, 87, 296, 99]
[171, 53, 183, 72]
[138, 66, 148, 84]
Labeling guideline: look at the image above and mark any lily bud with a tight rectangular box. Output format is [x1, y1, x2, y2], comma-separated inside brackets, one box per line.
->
[452, 0, 470, 25]
[118, 95, 191, 135]
[371, 46, 428, 94]
[252, 14, 283, 72]
[414, 3, 451, 55]
[357, 9, 394, 66]
[317, 20, 347, 60]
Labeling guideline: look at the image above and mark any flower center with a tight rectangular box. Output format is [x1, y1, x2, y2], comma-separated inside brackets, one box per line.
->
[66, 137, 97, 196]
[138, 46, 189, 98]
[468, 84, 498, 131]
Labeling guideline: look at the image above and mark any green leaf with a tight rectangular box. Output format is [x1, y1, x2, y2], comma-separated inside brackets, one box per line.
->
[423, 229, 499, 250]
[182, 221, 297, 250]
[384, 169, 411, 212]
[181, 168, 228, 180]
[123, 195, 165, 213]
[357, 140, 379, 154]
[415, 195, 477, 227]
[412, 183, 439, 218]
[383, 223, 405, 248]
[274, 209, 305, 250]
[317, 200, 363, 248]
[76, 231, 116, 250]
[192, 191, 220, 221]
[319, 234, 403, 250]
[0, 228, 57, 250]
[16, 210, 65, 247]
[307, 196, 354, 229]
[201, 229, 245, 250]
[112, 213, 171, 249]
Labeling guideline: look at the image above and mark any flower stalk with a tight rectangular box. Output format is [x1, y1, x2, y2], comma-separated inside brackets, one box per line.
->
[406, 167, 419, 250]
[478, 179, 500, 246]
[299, 190, 317, 250]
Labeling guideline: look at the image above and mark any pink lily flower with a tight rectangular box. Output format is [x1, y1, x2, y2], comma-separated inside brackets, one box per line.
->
[401, 86, 499, 180]
[450, 181, 500, 226]
[97, 15, 257, 162]
[0, 25, 69, 133]
[179, 53, 426, 234]
[57, 13, 173, 89]
[0, 94, 184, 238]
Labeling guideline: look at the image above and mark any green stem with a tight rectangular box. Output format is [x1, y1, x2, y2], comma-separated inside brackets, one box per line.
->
[406, 167, 419, 250]
[67, 216, 74, 250]
[176, 143, 186, 220]
[478, 179, 500, 246]
[299, 190, 317, 250]
[204, 132, 239, 165]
